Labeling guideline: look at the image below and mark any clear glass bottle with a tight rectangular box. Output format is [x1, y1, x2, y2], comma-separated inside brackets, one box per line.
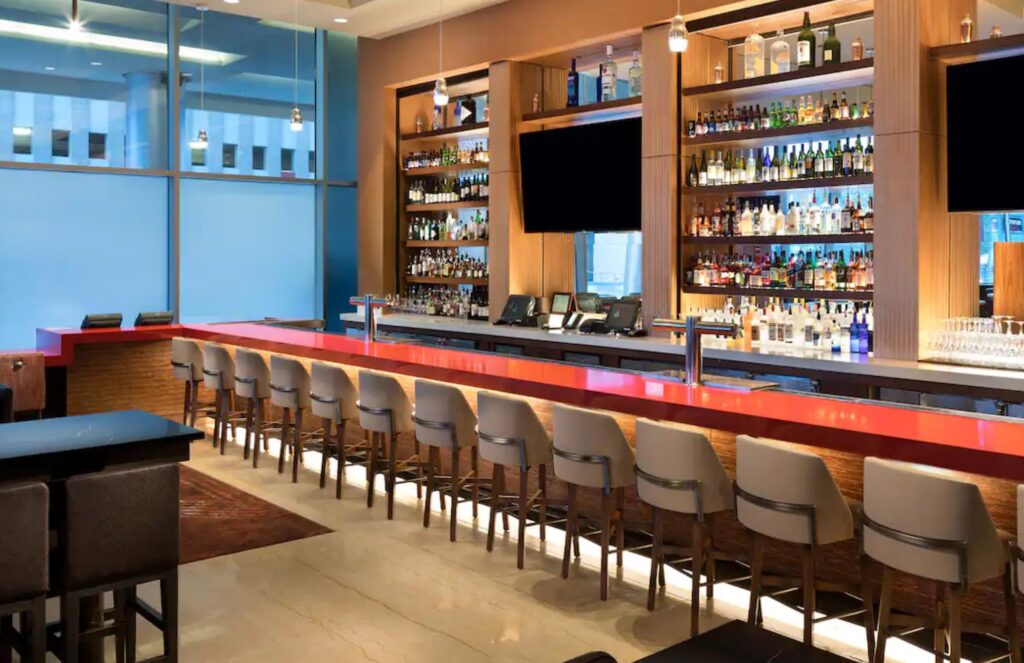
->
[628, 50, 642, 97]
[713, 61, 724, 84]
[601, 45, 618, 101]
[770, 29, 790, 74]
[744, 32, 765, 79]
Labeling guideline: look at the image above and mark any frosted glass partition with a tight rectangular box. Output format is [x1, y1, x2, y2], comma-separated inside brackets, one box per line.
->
[0, 169, 168, 349]
[180, 178, 316, 323]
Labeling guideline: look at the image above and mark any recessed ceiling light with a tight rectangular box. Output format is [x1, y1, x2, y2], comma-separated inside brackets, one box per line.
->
[222, 0, 239, 4]
[44, 65, 55, 71]
[333, 17, 348, 24]
[90, 61, 102, 66]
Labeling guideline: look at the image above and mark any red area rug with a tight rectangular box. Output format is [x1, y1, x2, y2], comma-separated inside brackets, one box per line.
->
[179, 465, 332, 564]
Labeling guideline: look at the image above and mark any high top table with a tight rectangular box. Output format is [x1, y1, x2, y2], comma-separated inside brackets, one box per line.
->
[0, 409, 202, 661]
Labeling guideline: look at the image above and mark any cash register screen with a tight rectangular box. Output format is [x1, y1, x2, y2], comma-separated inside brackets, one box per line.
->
[606, 301, 640, 333]
[551, 293, 571, 315]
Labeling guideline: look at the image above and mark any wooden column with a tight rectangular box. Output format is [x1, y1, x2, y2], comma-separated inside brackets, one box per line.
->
[873, 0, 978, 359]
[640, 24, 681, 326]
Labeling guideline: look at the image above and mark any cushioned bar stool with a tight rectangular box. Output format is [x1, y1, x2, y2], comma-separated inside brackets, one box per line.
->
[415, 379, 485, 542]
[477, 390, 554, 568]
[636, 418, 738, 636]
[357, 370, 423, 519]
[234, 348, 272, 467]
[270, 356, 312, 483]
[735, 435, 874, 655]
[310, 361, 367, 499]
[864, 457, 1020, 663]
[553, 403, 636, 601]
[201, 342, 239, 453]
[0, 482, 48, 663]
[57, 464, 180, 663]
[170, 337, 203, 426]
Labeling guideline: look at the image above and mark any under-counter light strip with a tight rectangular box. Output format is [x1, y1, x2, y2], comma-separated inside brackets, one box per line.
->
[0, 18, 239, 65]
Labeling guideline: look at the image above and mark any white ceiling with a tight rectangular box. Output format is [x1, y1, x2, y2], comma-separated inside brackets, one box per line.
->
[162, 0, 511, 39]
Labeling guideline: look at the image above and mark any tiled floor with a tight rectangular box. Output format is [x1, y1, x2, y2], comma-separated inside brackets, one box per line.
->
[120, 438, 941, 662]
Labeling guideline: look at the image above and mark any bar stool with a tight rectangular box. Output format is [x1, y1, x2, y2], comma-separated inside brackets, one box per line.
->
[0, 482, 48, 663]
[864, 457, 1020, 663]
[552, 403, 636, 601]
[635, 418, 735, 635]
[735, 435, 873, 654]
[356, 370, 421, 519]
[201, 342, 237, 453]
[415, 379, 483, 542]
[170, 337, 203, 426]
[234, 348, 271, 467]
[270, 356, 311, 483]
[477, 390, 553, 568]
[59, 464, 180, 663]
[310, 361, 365, 498]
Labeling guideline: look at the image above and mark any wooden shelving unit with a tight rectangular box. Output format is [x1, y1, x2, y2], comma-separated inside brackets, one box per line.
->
[681, 174, 873, 196]
[683, 285, 873, 301]
[400, 123, 490, 143]
[404, 162, 489, 176]
[406, 276, 489, 286]
[682, 59, 874, 99]
[520, 97, 642, 126]
[930, 33, 1024, 64]
[686, 233, 873, 246]
[683, 117, 873, 147]
[405, 240, 489, 248]
[406, 200, 489, 212]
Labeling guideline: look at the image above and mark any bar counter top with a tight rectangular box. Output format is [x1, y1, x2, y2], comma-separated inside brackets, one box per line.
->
[340, 312, 1024, 397]
[33, 322, 1024, 482]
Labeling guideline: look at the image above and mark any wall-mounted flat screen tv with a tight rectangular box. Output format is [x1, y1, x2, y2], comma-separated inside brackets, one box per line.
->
[948, 54, 1024, 212]
[519, 117, 641, 233]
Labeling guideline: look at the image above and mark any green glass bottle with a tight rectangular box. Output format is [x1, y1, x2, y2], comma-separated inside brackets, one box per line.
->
[823, 23, 841, 65]
[797, 12, 816, 69]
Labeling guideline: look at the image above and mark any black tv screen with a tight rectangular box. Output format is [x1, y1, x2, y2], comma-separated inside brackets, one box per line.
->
[519, 118, 641, 233]
[948, 55, 1024, 212]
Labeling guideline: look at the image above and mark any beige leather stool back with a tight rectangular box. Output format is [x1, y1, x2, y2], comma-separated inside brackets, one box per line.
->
[201, 343, 235, 391]
[270, 356, 311, 410]
[864, 457, 1004, 587]
[477, 391, 552, 469]
[552, 403, 635, 492]
[735, 435, 852, 546]
[171, 337, 203, 382]
[357, 370, 413, 436]
[636, 418, 732, 519]
[234, 349, 271, 400]
[414, 379, 477, 449]
[310, 362, 358, 422]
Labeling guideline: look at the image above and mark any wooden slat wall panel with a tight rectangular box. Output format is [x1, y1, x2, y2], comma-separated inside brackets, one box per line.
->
[541, 66, 568, 112]
[995, 243, 1024, 320]
[542, 233, 576, 300]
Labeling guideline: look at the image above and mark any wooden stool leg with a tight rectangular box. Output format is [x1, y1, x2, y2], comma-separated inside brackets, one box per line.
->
[948, 585, 962, 663]
[647, 506, 663, 611]
[691, 519, 705, 636]
[450, 447, 460, 542]
[114, 590, 127, 663]
[1, 614, 12, 663]
[29, 595, 46, 663]
[414, 439, 423, 499]
[615, 487, 625, 568]
[62, 593, 80, 663]
[486, 464, 503, 552]
[190, 381, 199, 427]
[438, 448, 447, 513]
[802, 545, 816, 647]
[220, 391, 231, 452]
[471, 446, 480, 520]
[539, 464, 548, 542]
[562, 483, 577, 579]
[387, 433, 398, 520]
[212, 389, 223, 449]
[934, 583, 946, 663]
[242, 399, 254, 460]
[600, 491, 611, 601]
[873, 566, 895, 663]
[252, 399, 263, 468]
[1004, 562, 1022, 663]
[291, 408, 304, 483]
[161, 569, 179, 661]
[366, 431, 377, 508]
[336, 420, 346, 499]
[228, 392, 237, 441]
[861, 555, 876, 663]
[124, 586, 137, 663]
[182, 382, 190, 425]
[517, 466, 528, 569]
[748, 533, 765, 626]
[278, 408, 291, 474]
[423, 445, 435, 527]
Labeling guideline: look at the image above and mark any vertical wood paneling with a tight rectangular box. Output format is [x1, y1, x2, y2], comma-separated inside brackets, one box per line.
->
[641, 25, 678, 159]
[542, 233, 576, 299]
[994, 243, 1024, 320]
[542, 66, 568, 112]
[949, 214, 980, 318]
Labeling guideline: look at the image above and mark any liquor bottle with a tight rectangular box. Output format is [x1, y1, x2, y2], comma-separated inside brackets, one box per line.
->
[698, 150, 708, 186]
[769, 147, 781, 182]
[863, 137, 874, 174]
[567, 58, 580, 107]
[797, 12, 816, 69]
[601, 45, 618, 101]
[628, 50, 643, 97]
[713, 61, 724, 84]
[840, 92, 850, 119]
[744, 32, 765, 79]
[851, 36, 864, 60]
[688, 154, 699, 187]
[770, 29, 791, 74]
[823, 23, 841, 64]
[852, 135, 865, 175]
[841, 139, 853, 176]
[823, 141, 835, 177]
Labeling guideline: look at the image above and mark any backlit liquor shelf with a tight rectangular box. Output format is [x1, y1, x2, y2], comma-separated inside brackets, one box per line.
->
[682, 116, 872, 147]
[406, 200, 490, 212]
[681, 174, 872, 195]
[682, 285, 873, 301]
[686, 233, 872, 246]
[404, 162, 488, 176]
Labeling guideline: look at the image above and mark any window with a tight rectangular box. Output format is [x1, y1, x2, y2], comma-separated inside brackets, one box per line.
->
[13, 128, 31, 155]
[52, 130, 70, 158]
[179, 7, 316, 178]
[88, 132, 106, 160]
[980, 213, 1024, 285]
[575, 231, 642, 298]
[223, 144, 237, 169]
[309, 151, 317, 174]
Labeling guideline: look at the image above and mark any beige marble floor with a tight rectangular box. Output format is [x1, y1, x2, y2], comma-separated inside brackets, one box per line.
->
[116, 438, 939, 663]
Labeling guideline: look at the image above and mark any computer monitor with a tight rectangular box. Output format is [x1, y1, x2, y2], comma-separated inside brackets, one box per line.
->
[551, 293, 572, 315]
[81, 313, 123, 329]
[605, 300, 641, 334]
[576, 293, 600, 313]
[135, 311, 175, 326]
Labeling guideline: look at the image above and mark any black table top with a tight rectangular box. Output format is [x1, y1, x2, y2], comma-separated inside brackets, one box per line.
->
[0, 410, 201, 482]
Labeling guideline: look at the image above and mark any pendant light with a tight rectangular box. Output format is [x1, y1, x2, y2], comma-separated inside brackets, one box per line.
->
[189, 4, 209, 150]
[432, 0, 448, 107]
[289, 0, 303, 132]
[668, 0, 689, 53]
[69, 0, 83, 32]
